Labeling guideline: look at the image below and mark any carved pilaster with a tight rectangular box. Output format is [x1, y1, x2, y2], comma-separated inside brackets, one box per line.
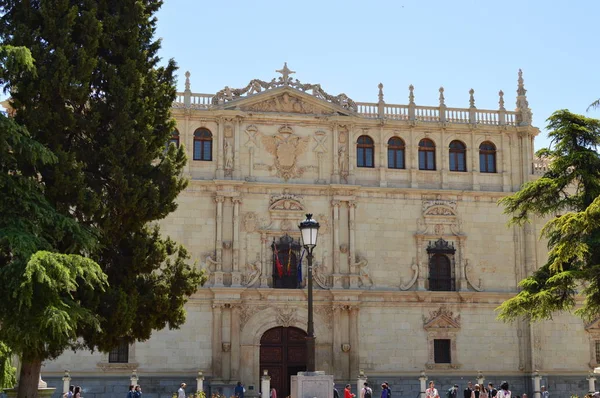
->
[232, 198, 242, 286]
[332, 124, 340, 183]
[348, 201, 357, 274]
[378, 124, 387, 187]
[260, 233, 270, 287]
[233, 118, 242, 179]
[416, 236, 426, 290]
[348, 306, 360, 378]
[215, 196, 225, 265]
[332, 200, 342, 288]
[216, 118, 225, 179]
[332, 305, 344, 378]
[211, 303, 224, 382]
[230, 304, 241, 380]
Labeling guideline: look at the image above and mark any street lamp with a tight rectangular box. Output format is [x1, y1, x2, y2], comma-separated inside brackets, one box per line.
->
[298, 213, 320, 372]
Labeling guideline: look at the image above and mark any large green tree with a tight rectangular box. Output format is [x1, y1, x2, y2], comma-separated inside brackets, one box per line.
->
[498, 110, 600, 322]
[1, 44, 109, 397]
[0, 1, 204, 396]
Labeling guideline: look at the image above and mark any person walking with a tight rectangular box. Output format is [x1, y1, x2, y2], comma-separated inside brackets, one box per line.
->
[488, 384, 497, 398]
[381, 384, 390, 398]
[127, 385, 135, 398]
[235, 382, 245, 398]
[133, 385, 142, 398]
[345, 384, 356, 398]
[361, 382, 373, 398]
[464, 382, 473, 398]
[426, 381, 440, 398]
[178, 383, 186, 398]
[447, 385, 459, 398]
[541, 386, 549, 398]
[73, 386, 82, 398]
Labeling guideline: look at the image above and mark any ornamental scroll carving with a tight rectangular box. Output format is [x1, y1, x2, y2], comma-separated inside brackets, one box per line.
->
[423, 306, 461, 330]
[261, 125, 310, 180]
[241, 92, 336, 115]
[276, 306, 298, 328]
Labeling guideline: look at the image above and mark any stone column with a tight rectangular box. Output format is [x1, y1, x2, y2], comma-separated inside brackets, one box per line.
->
[348, 126, 356, 185]
[379, 124, 387, 187]
[457, 238, 467, 291]
[62, 370, 71, 395]
[215, 196, 224, 264]
[197, 371, 205, 394]
[357, 370, 367, 395]
[332, 305, 343, 379]
[476, 371, 484, 387]
[216, 118, 225, 179]
[348, 306, 360, 380]
[234, 118, 242, 180]
[332, 201, 342, 288]
[348, 201, 359, 289]
[470, 130, 479, 191]
[419, 372, 428, 398]
[232, 198, 242, 286]
[532, 371, 541, 398]
[588, 373, 596, 393]
[261, 370, 271, 397]
[441, 128, 448, 189]
[332, 123, 340, 183]
[231, 305, 241, 381]
[212, 304, 224, 382]
[416, 236, 426, 290]
[409, 126, 418, 188]
[260, 233, 270, 288]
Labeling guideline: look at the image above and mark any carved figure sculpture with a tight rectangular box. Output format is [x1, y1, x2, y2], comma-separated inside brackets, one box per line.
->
[224, 139, 233, 170]
[354, 256, 373, 288]
[243, 254, 261, 287]
[338, 145, 348, 174]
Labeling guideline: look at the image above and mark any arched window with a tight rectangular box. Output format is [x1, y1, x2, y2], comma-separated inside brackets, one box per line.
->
[193, 128, 212, 161]
[479, 141, 497, 173]
[449, 140, 467, 172]
[169, 130, 180, 148]
[387, 137, 405, 169]
[357, 135, 374, 168]
[418, 138, 436, 170]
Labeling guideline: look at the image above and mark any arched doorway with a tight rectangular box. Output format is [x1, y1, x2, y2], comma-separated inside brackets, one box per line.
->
[260, 327, 307, 398]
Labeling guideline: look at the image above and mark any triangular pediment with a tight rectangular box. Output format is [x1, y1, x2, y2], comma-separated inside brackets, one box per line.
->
[585, 317, 600, 331]
[423, 306, 461, 330]
[217, 87, 355, 116]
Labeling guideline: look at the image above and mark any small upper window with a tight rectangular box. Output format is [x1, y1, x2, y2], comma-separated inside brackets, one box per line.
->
[108, 339, 129, 363]
[479, 141, 496, 173]
[193, 128, 212, 161]
[387, 137, 405, 169]
[449, 140, 467, 172]
[418, 139, 436, 170]
[357, 135, 374, 168]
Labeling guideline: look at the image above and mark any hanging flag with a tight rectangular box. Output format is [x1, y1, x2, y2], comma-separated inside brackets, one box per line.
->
[286, 243, 292, 276]
[297, 249, 305, 285]
[273, 243, 284, 278]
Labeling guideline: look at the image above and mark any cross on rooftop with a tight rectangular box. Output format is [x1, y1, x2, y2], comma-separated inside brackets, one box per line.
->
[276, 62, 295, 84]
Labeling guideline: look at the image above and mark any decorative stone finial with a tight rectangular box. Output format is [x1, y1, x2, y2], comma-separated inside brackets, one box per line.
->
[184, 71, 191, 92]
[409, 84, 415, 105]
[469, 88, 475, 108]
[498, 90, 505, 110]
[276, 62, 295, 85]
[439, 87, 445, 106]
[378, 83, 384, 103]
[516, 69, 532, 125]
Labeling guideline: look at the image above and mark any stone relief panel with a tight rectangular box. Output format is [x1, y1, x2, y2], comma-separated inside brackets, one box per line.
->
[240, 92, 336, 115]
[261, 125, 310, 180]
[423, 306, 461, 370]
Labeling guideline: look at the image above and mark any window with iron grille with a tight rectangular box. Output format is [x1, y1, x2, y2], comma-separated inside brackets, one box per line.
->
[108, 339, 129, 363]
[434, 339, 451, 363]
[595, 340, 600, 363]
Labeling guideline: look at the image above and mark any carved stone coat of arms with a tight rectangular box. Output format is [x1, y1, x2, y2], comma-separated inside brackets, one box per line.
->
[261, 125, 310, 180]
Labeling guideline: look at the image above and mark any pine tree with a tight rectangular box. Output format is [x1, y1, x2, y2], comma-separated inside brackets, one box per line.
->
[0, 1, 205, 396]
[498, 110, 600, 322]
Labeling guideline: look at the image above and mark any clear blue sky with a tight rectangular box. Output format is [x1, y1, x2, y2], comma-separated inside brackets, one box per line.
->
[155, 0, 600, 150]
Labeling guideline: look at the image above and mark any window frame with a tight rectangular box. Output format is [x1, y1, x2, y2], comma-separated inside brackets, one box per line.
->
[193, 128, 213, 161]
[448, 140, 467, 172]
[357, 135, 375, 168]
[108, 339, 129, 364]
[434, 339, 452, 364]
[418, 139, 436, 171]
[479, 141, 497, 173]
[387, 137, 406, 169]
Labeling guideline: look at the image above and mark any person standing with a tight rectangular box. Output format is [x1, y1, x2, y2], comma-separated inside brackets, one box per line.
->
[541, 386, 549, 398]
[270, 387, 277, 398]
[178, 383, 187, 398]
[345, 384, 356, 398]
[426, 381, 440, 398]
[73, 386, 82, 398]
[381, 384, 390, 398]
[133, 385, 142, 398]
[127, 385, 135, 398]
[334, 383, 340, 398]
[235, 382, 245, 398]
[361, 382, 373, 398]
[464, 382, 473, 398]
[383, 382, 392, 398]
[471, 385, 482, 398]
[64, 385, 74, 398]
[447, 385, 459, 398]
[488, 384, 497, 398]
[496, 382, 511, 398]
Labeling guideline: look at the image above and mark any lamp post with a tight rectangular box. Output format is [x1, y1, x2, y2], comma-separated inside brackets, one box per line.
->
[298, 213, 320, 372]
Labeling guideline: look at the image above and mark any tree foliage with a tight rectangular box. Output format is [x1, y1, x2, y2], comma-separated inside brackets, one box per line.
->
[497, 110, 600, 322]
[0, 0, 205, 394]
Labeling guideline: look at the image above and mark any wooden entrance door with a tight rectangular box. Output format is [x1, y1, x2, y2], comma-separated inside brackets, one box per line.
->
[260, 327, 307, 398]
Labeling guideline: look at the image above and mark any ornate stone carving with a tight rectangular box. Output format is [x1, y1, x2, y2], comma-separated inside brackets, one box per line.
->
[241, 92, 335, 115]
[239, 304, 268, 328]
[313, 131, 328, 153]
[341, 343, 351, 353]
[243, 212, 258, 233]
[212, 63, 357, 112]
[222, 342, 231, 352]
[276, 306, 297, 327]
[224, 124, 234, 138]
[422, 200, 457, 215]
[245, 125, 260, 148]
[314, 306, 333, 329]
[224, 139, 233, 171]
[317, 214, 330, 234]
[338, 146, 348, 178]
[353, 255, 373, 289]
[261, 126, 310, 180]
[464, 259, 483, 292]
[242, 254, 261, 287]
[423, 306, 461, 330]
[400, 258, 419, 291]
[313, 250, 332, 289]
[339, 244, 348, 254]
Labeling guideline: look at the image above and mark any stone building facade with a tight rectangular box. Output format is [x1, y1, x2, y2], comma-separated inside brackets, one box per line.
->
[42, 65, 594, 398]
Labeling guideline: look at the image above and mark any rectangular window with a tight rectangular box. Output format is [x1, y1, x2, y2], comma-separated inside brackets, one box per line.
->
[365, 148, 373, 167]
[194, 142, 202, 160]
[388, 149, 394, 168]
[595, 340, 600, 363]
[203, 141, 212, 160]
[434, 339, 451, 363]
[108, 339, 129, 363]
[358, 148, 365, 167]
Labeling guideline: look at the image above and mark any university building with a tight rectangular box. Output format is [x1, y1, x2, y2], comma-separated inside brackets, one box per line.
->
[43, 65, 593, 398]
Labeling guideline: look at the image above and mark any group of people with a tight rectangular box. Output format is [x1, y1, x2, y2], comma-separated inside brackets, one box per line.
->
[63, 385, 83, 398]
[426, 380, 550, 398]
[127, 384, 143, 398]
[337, 381, 392, 398]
